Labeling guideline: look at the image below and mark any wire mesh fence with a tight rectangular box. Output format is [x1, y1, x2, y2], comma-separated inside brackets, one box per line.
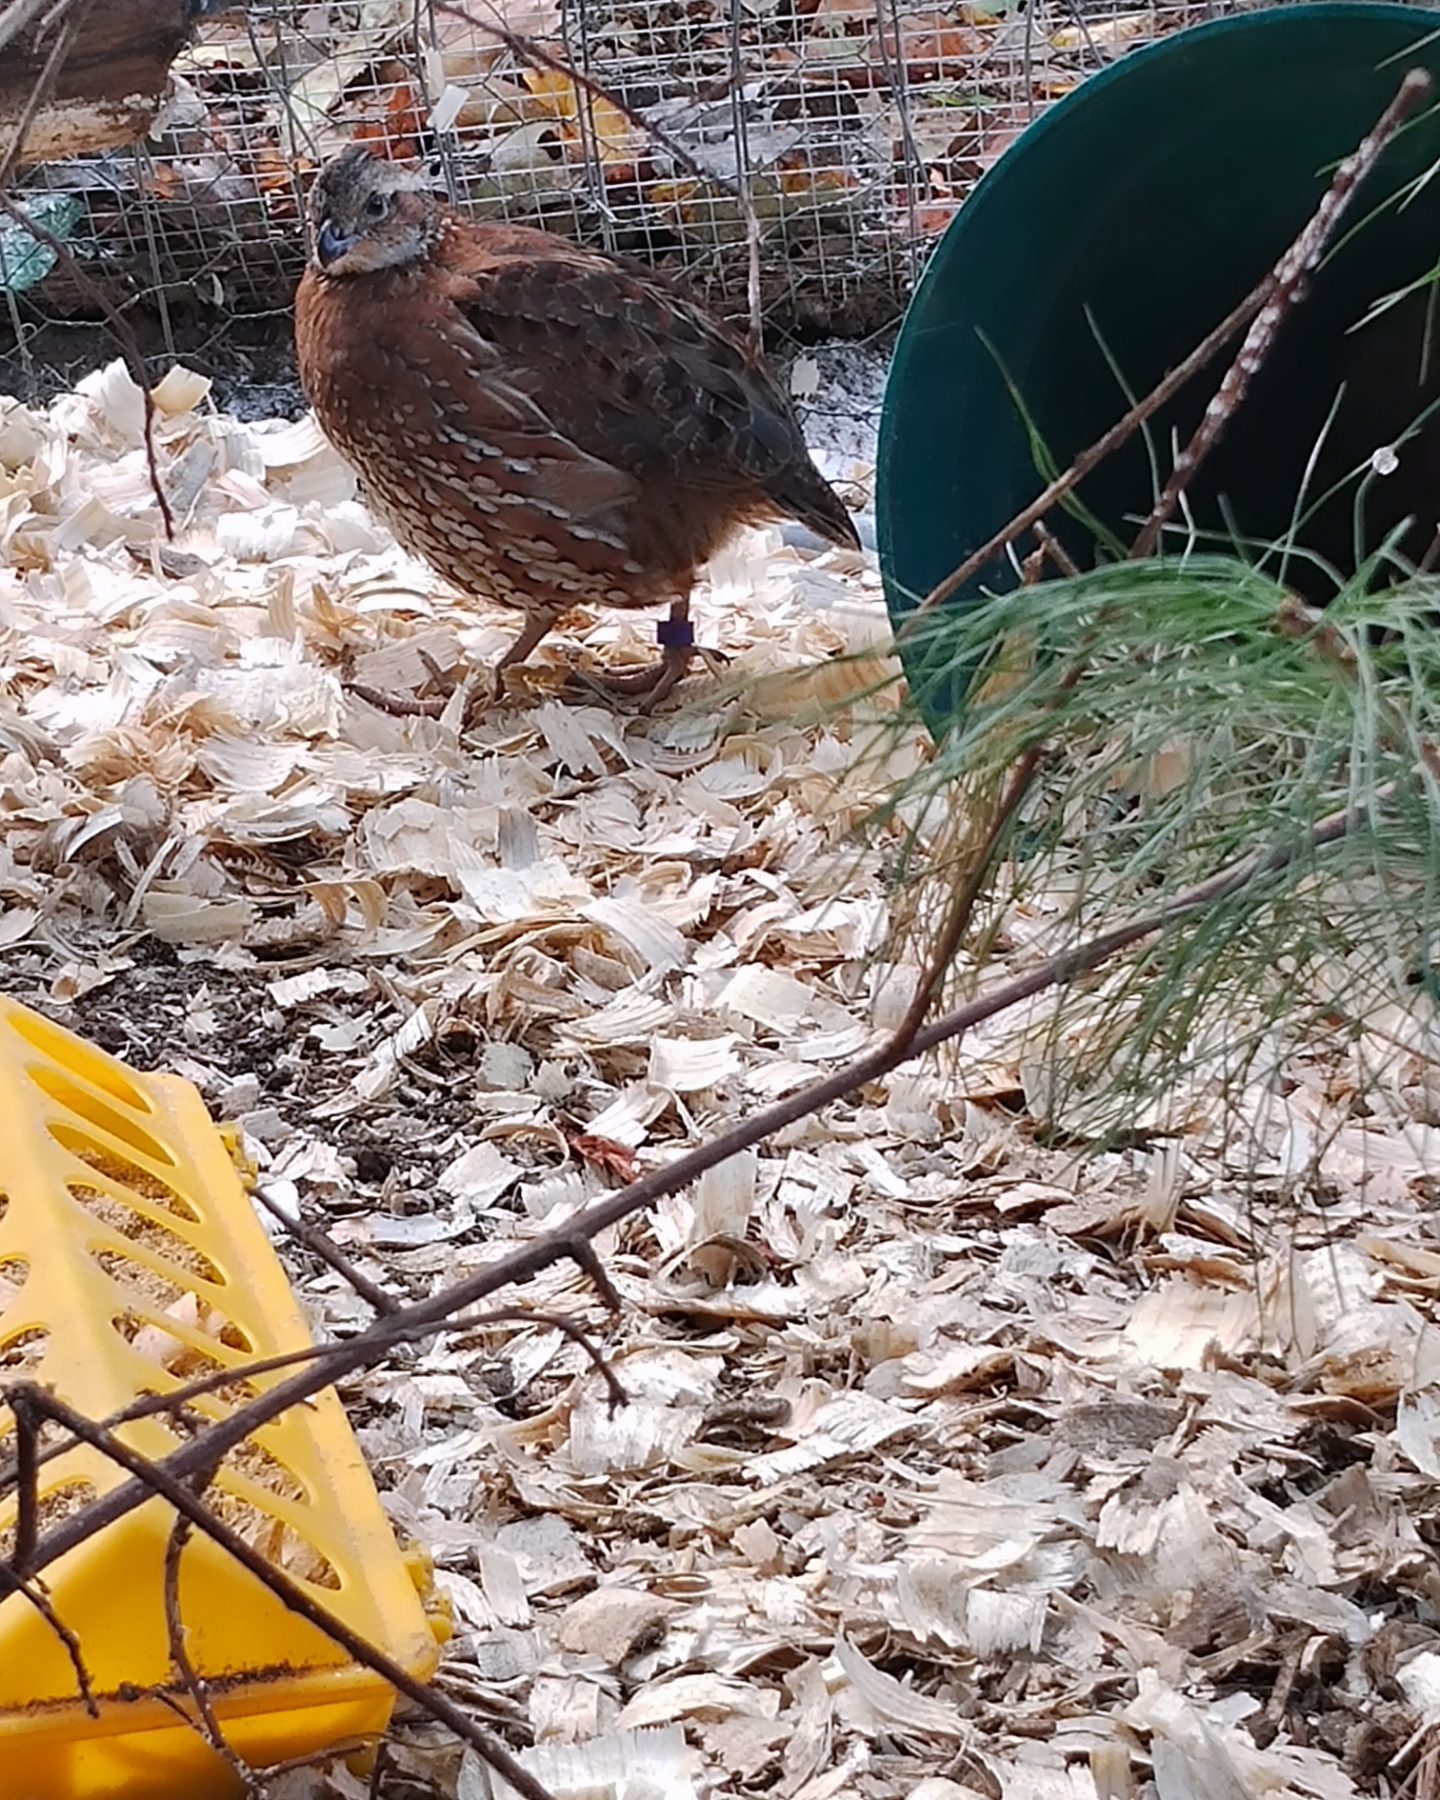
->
[4, 0, 1280, 376]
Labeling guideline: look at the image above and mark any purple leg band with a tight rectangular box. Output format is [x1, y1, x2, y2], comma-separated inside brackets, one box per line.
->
[657, 617, 696, 650]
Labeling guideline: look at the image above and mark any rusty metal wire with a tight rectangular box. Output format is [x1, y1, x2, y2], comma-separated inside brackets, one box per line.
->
[0, 0, 1262, 369]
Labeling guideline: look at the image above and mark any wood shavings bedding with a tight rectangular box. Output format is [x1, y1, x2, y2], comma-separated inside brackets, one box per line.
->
[4, 362, 1440, 1799]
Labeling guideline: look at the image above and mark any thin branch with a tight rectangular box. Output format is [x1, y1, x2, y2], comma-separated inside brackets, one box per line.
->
[0, 191, 176, 538]
[0, 0, 174, 538]
[2, 1388, 97, 1716]
[555, 1232, 623, 1312]
[434, 0, 768, 340]
[1034, 521, 1082, 580]
[0, 1304, 627, 1499]
[1130, 68, 1434, 560]
[0, 0, 58, 58]
[905, 70, 1433, 630]
[902, 272, 1274, 626]
[11, 1394, 38, 1570]
[9, 1387, 557, 1800]
[163, 1476, 263, 1798]
[436, 2, 755, 222]
[726, 0, 762, 355]
[9, 783, 1377, 1591]
[896, 550, 1090, 1023]
[0, 1561, 98, 1716]
[897, 660, 1084, 1040]
[105, 1304, 626, 1423]
[249, 1183, 402, 1317]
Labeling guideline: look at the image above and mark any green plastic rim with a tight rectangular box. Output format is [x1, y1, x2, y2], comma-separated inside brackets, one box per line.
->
[878, 2, 1440, 739]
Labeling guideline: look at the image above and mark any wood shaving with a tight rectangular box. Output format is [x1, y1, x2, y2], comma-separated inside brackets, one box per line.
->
[3, 365, 1440, 1797]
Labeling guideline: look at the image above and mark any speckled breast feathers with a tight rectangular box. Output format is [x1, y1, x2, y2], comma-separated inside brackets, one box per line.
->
[294, 147, 859, 625]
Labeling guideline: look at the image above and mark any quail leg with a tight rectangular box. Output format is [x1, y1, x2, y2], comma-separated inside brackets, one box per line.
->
[462, 606, 564, 722]
[349, 606, 562, 722]
[494, 605, 564, 678]
[583, 600, 699, 710]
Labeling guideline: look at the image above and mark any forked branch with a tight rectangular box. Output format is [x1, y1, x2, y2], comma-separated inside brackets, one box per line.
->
[905, 67, 1432, 625]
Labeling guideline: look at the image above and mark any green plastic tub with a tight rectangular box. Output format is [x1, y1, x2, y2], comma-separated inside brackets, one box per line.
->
[878, 2, 1440, 735]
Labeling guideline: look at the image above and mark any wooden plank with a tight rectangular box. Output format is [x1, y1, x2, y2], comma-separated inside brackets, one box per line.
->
[0, 0, 195, 165]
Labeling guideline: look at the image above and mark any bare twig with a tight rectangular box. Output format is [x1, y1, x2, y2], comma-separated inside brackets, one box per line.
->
[0, 1561, 98, 1717]
[437, 3, 753, 222]
[727, 0, 762, 355]
[163, 1479, 263, 1797]
[435, 0, 768, 340]
[0, 0, 58, 58]
[11, 1392, 38, 1571]
[8, 1387, 557, 1800]
[8, 781, 1376, 1596]
[905, 69, 1433, 630]
[0, 3, 174, 539]
[896, 547, 1086, 1018]
[249, 1183, 402, 1317]
[0, 1304, 628, 1498]
[1034, 521, 1082, 580]
[0, 191, 176, 538]
[1130, 68, 1434, 560]
[902, 272, 1274, 626]
[898, 668, 1081, 1038]
[556, 1232, 623, 1312]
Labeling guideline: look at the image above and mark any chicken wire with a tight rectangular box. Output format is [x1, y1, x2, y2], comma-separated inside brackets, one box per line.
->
[5, 0, 1273, 367]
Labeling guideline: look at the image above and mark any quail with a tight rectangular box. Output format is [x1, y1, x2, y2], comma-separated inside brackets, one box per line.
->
[294, 145, 861, 713]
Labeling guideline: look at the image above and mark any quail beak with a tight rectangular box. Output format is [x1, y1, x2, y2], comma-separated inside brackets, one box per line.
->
[315, 219, 357, 269]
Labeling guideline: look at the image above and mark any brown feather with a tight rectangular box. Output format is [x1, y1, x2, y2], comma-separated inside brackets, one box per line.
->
[295, 147, 859, 650]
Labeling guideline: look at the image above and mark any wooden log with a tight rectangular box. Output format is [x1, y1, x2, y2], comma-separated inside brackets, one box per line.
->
[0, 0, 195, 166]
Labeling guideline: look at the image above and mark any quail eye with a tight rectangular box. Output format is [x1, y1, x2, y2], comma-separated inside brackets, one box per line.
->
[365, 192, 388, 219]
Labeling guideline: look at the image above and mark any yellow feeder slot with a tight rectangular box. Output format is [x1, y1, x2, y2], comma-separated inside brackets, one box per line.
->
[0, 995, 444, 1798]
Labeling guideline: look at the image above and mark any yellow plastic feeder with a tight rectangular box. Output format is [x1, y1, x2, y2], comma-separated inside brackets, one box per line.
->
[0, 995, 444, 1799]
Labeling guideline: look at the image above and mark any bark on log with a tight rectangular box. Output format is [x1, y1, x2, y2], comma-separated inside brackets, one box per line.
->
[0, 0, 196, 166]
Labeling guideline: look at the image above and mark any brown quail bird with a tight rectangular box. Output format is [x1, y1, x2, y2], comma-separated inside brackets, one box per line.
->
[294, 145, 860, 712]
